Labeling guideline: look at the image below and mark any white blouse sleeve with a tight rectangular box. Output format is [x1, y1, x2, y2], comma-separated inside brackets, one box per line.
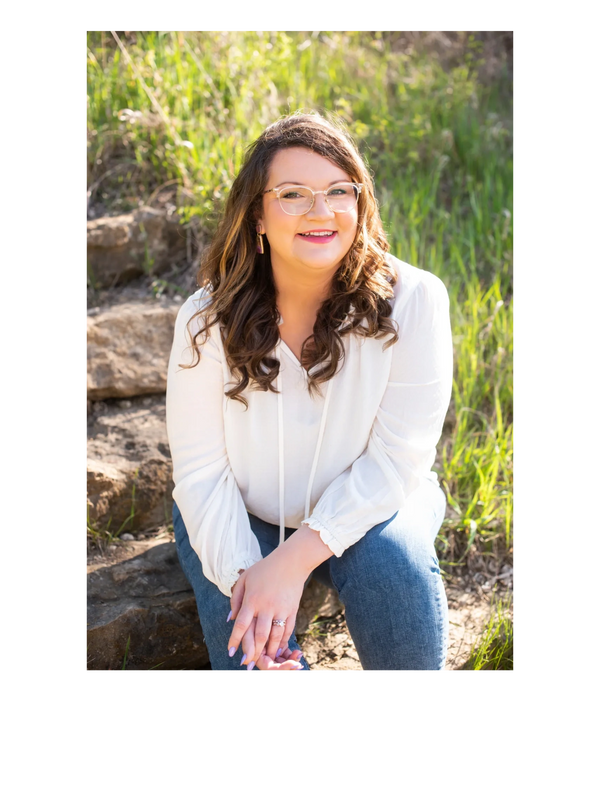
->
[166, 294, 263, 597]
[301, 271, 453, 556]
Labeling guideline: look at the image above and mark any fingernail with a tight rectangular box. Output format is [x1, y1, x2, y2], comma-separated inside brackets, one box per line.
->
[276, 648, 282, 658]
[293, 663, 304, 670]
[228, 646, 236, 657]
[247, 661, 256, 671]
[240, 653, 247, 666]
[226, 610, 232, 622]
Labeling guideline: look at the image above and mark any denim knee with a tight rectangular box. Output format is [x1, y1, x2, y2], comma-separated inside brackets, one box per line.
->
[329, 502, 448, 670]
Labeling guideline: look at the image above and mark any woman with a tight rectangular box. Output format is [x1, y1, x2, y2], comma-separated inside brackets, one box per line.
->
[166, 112, 453, 671]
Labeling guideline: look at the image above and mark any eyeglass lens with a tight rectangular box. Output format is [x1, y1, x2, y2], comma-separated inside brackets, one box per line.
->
[278, 183, 359, 215]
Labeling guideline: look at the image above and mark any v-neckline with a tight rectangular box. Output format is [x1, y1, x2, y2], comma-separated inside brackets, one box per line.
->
[277, 312, 312, 373]
[279, 338, 307, 372]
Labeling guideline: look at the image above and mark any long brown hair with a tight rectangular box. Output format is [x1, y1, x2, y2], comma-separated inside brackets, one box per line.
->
[182, 111, 399, 409]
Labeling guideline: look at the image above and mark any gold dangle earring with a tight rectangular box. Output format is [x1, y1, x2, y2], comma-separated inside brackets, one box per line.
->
[256, 230, 264, 254]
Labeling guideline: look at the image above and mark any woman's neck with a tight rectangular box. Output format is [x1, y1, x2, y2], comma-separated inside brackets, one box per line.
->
[272, 263, 334, 320]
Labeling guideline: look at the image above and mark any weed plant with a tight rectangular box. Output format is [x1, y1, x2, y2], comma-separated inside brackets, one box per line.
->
[87, 31, 513, 567]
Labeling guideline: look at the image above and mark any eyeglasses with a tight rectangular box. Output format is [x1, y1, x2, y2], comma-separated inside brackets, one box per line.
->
[263, 182, 363, 216]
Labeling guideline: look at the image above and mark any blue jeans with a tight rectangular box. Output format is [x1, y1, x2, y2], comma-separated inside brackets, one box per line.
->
[172, 478, 448, 670]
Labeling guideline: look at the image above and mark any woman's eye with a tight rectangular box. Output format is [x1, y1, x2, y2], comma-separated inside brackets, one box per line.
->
[328, 186, 349, 196]
[282, 191, 302, 199]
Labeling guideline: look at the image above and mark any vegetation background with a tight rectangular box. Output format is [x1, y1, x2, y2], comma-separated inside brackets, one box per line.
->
[87, 30, 513, 668]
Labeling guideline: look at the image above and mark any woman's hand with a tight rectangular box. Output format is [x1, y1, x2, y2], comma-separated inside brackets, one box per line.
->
[227, 524, 332, 669]
[227, 547, 309, 667]
[258, 645, 304, 670]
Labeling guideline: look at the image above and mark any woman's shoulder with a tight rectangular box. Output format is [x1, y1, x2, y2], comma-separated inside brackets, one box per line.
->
[173, 285, 221, 347]
[386, 254, 449, 315]
[179, 284, 213, 314]
[175, 285, 217, 327]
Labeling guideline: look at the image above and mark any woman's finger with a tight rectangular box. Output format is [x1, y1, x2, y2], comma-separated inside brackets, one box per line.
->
[257, 651, 303, 670]
[278, 613, 296, 659]
[252, 612, 275, 666]
[290, 648, 302, 662]
[264, 614, 287, 661]
[227, 604, 254, 659]
[239, 619, 257, 669]
[275, 646, 291, 662]
[256, 652, 274, 669]
[275, 647, 302, 663]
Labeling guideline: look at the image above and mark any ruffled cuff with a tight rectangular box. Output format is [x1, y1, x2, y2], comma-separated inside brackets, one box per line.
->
[222, 556, 263, 598]
[300, 516, 345, 558]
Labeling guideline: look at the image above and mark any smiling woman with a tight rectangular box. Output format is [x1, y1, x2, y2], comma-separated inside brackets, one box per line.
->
[184, 113, 399, 400]
[166, 112, 453, 671]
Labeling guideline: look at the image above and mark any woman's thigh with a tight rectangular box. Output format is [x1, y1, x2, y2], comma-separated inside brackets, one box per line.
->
[172, 503, 310, 670]
[328, 479, 448, 670]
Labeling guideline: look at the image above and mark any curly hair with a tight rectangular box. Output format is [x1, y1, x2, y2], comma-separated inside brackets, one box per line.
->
[182, 111, 399, 409]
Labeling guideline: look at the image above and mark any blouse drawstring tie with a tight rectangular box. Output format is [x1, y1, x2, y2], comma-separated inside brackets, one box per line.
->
[276, 340, 333, 546]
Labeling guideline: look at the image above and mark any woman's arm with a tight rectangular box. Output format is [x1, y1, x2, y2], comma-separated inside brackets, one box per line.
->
[300, 269, 453, 553]
[166, 293, 263, 597]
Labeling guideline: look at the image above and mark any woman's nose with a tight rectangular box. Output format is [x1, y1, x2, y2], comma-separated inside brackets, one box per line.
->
[307, 192, 335, 219]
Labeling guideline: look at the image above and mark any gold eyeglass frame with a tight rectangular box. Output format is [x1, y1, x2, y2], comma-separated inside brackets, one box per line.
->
[263, 182, 363, 216]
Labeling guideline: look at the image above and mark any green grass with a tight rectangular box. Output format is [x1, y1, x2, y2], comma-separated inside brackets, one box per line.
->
[87, 31, 513, 567]
[439, 275, 513, 564]
[461, 595, 513, 670]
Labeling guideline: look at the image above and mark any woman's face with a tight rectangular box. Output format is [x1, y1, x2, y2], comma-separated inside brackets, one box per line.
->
[257, 147, 359, 280]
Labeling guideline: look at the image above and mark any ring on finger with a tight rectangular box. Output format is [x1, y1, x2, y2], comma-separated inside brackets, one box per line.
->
[272, 618, 286, 627]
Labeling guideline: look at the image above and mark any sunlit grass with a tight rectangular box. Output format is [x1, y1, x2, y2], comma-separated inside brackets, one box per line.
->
[438, 276, 513, 562]
[87, 31, 513, 564]
[461, 595, 513, 670]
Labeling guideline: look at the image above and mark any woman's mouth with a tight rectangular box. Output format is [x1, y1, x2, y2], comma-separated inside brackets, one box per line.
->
[297, 230, 337, 243]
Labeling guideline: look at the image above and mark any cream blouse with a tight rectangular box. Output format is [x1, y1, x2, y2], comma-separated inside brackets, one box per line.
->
[166, 255, 453, 597]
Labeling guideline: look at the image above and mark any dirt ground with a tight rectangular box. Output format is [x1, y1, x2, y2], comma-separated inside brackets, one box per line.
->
[296, 573, 511, 671]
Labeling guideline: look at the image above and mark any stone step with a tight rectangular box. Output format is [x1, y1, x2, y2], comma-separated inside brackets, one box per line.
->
[88, 299, 180, 401]
[87, 206, 187, 289]
[87, 537, 343, 670]
[87, 395, 172, 533]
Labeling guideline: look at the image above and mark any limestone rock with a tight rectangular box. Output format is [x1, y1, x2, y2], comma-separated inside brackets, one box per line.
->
[87, 542, 208, 670]
[87, 206, 187, 288]
[87, 395, 173, 533]
[87, 300, 180, 400]
[87, 538, 343, 670]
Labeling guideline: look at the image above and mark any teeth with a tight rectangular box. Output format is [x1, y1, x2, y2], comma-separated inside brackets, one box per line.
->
[300, 231, 334, 236]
